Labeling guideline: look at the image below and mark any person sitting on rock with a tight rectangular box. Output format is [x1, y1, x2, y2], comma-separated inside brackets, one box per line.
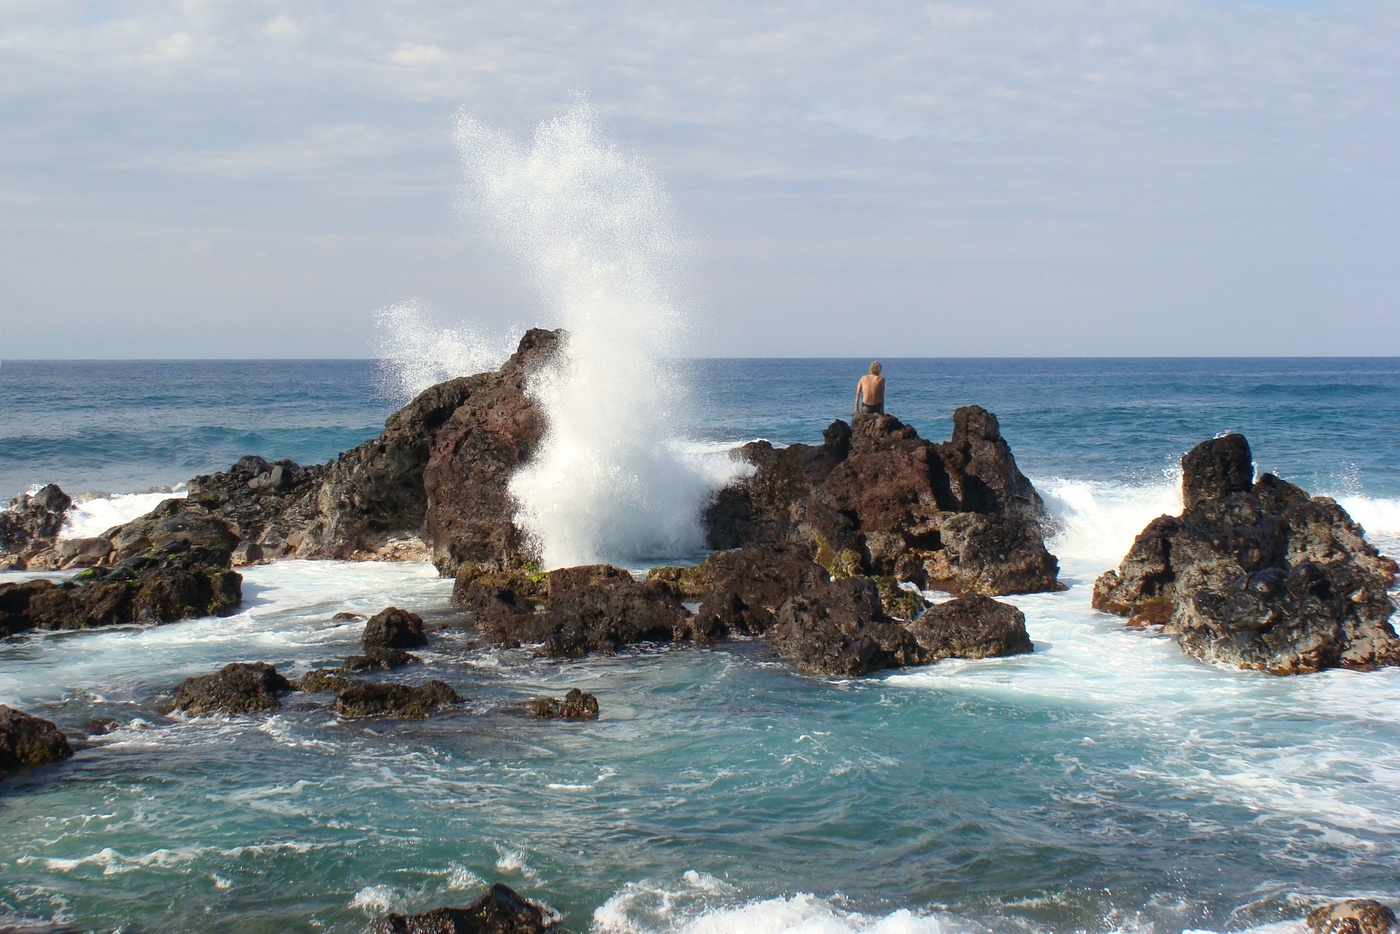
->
[854, 361, 885, 416]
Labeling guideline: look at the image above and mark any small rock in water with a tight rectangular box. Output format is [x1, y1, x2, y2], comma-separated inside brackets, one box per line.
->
[0, 705, 74, 778]
[1306, 899, 1397, 934]
[905, 594, 1033, 661]
[332, 681, 461, 720]
[526, 688, 599, 721]
[296, 669, 351, 693]
[341, 647, 418, 672]
[168, 662, 297, 716]
[363, 606, 429, 650]
[332, 611, 363, 622]
[369, 881, 559, 933]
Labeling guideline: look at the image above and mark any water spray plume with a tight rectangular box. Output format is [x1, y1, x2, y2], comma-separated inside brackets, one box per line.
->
[454, 100, 726, 569]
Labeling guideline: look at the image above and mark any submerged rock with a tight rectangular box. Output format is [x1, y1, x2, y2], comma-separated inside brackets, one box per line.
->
[363, 606, 429, 650]
[1306, 899, 1397, 934]
[1094, 434, 1400, 674]
[341, 647, 418, 672]
[296, 669, 352, 693]
[331, 681, 461, 719]
[369, 882, 559, 934]
[526, 688, 599, 721]
[0, 541, 243, 640]
[168, 662, 297, 716]
[0, 705, 74, 778]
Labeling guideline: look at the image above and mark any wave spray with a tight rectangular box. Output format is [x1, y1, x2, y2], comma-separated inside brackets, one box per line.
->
[454, 101, 722, 569]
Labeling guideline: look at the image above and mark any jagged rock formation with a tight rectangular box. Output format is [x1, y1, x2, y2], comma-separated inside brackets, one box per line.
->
[0, 542, 242, 640]
[0, 484, 73, 571]
[1094, 434, 1400, 674]
[369, 882, 559, 934]
[0, 705, 73, 778]
[705, 407, 1059, 596]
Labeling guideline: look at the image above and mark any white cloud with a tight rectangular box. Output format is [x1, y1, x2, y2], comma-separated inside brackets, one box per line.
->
[389, 42, 446, 67]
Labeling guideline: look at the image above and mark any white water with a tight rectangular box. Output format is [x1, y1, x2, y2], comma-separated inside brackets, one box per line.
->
[59, 488, 187, 540]
[453, 100, 734, 569]
[372, 300, 515, 402]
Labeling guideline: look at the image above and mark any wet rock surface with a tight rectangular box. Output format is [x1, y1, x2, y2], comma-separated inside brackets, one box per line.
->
[331, 681, 462, 719]
[905, 595, 1033, 661]
[1094, 434, 1400, 674]
[341, 647, 418, 672]
[0, 705, 74, 778]
[0, 542, 243, 640]
[0, 484, 73, 570]
[766, 575, 923, 677]
[363, 606, 429, 650]
[703, 407, 1059, 596]
[168, 662, 297, 716]
[369, 882, 558, 934]
[1306, 899, 1397, 934]
[526, 688, 600, 721]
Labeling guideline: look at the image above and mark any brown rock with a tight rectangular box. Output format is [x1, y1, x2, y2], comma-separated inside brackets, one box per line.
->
[168, 662, 296, 716]
[526, 688, 600, 721]
[0, 705, 74, 778]
[332, 681, 462, 720]
[905, 595, 1033, 661]
[369, 882, 558, 934]
[1306, 899, 1397, 934]
[363, 606, 428, 650]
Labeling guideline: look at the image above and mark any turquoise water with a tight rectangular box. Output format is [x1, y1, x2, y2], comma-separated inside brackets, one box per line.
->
[2, 358, 1399, 933]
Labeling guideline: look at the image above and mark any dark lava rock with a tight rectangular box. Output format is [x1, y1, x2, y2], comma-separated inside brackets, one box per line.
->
[905, 595, 1033, 661]
[703, 406, 1058, 595]
[766, 576, 923, 677]
[473, 565, 688, 658]
[341, 647, 417, 672]
[0, 542, 243, 639]
[332, 611, 363, 622]
[369, 882, 558, 934]
[0, 705, 74, 778]
[363, 606, 429, 650]
[1306, 899, 1397, 934]
[106, 498, 239, 565]
[296, 669, 352, 693]
[526, 688, 599, 721]
[332, 681, 461, 720]
[0, 484, 73, 569]
[1094, 435, 1400, 674]
[452, 566, 548, 623]
[661, 545, 833, 643]
[168, 662, 297, 716]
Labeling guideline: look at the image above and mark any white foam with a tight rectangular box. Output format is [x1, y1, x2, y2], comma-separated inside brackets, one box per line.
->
[373, 299, 516, 403]
[60, 488, 187, 540]
[1039, 473, 1182, 570]
[1334, 494, 1400, 556]
[454, 99, 739, 569]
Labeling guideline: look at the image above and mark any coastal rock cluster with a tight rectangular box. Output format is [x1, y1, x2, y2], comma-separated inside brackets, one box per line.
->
[1095, 434, 1400, 674]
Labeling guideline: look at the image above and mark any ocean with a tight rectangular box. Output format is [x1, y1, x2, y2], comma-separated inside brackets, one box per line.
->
[2, 356, 1399, 934]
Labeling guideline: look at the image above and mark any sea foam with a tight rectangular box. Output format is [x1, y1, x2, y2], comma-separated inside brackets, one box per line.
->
[453, 100, 736, 569]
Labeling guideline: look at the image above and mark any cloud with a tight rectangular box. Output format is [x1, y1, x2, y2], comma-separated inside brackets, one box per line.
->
[389, 42, 446, 67]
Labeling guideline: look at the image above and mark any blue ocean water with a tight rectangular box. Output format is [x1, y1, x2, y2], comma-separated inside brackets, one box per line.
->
[1, 356, 1399, 934]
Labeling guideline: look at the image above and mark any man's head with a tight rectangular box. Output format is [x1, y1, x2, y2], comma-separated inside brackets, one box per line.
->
[869, 361, 882, 375]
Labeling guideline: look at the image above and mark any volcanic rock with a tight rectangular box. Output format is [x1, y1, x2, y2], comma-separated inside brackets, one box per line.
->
[905, 594, 1033, 661]
[296, 669, 352, 693]
[168, 662, 296, 716]
[105, 498, 238, 564]
[0, 541, 242, 639]
[369, 882, 559, 934]
[526, 688, 600, 721]
[332, 681, 462, 720]
[1306, 899, 1397, 934]
[766, 576, 923, 677]
[363, 606, 429, 650]
[341, 647, 417, 672]
[897, 512, 1063, 596]
[662, 545, 833, 643]
[1094, 435, 1400, 674]
[0, 705, 74, 778]
[0, 484, 73, 570]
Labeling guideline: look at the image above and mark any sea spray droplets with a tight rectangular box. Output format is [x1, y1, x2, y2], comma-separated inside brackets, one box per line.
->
[455, 100, 724, 568]
[373, 300, 513, 403]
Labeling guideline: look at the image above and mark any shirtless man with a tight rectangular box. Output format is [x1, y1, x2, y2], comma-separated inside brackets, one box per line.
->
[854, 361, 885, 416]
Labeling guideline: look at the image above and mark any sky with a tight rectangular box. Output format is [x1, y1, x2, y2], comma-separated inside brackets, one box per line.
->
[1, 0, 1397, 358]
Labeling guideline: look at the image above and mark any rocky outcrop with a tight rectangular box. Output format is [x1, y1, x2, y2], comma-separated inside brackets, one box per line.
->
[458, 564, 688, 658]
[704, 407, 1059, 595]
[0, 484, 73, 570]
[0, 542, 243, 639]
[168, 662, 297, 715]
[0, 705, 73, 778]
[766, 575, 923, 677]
[526, 688, 600, 720]
[1094, 434, 1400, 674]
[369, 882, 559, 934]
[905, 595, 1033, 661]
[363, 607, 429, 650]
[1306, 899, 1397, 934]
[331, 681, 462, 719]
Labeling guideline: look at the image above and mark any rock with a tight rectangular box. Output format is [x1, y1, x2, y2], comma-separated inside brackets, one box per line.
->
[331, 681, 462, 719]
[474, 565, 688, 658]
[54, 536, 113, 570]
[105, 498, 239, 565]
[905, 595, 1033, 661]
[703, 407, 1057, 596]
[85, 716, 121, 736]
[332, 611, 363, 622]
[341, 647, 417, 672]
[766, 576, 923, 677]
[658, 545, 831, 643]
[296, 669, 351, 693]
[452, 566, 548, 623]
[363, 606, 428, 650]
[0, 542, 242, 639]
[0, 484, 74, 569]
[369, 882, 558, 934]
[421, 329, 561, 574]
[168, 662, 297, 715]
[526, 688, 599, 721]
[1181, 433, 1253, 510]
[1094, 436, 1400, 674]
[1306, 900, 1397, 934]
[0, 705, 74, 778]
